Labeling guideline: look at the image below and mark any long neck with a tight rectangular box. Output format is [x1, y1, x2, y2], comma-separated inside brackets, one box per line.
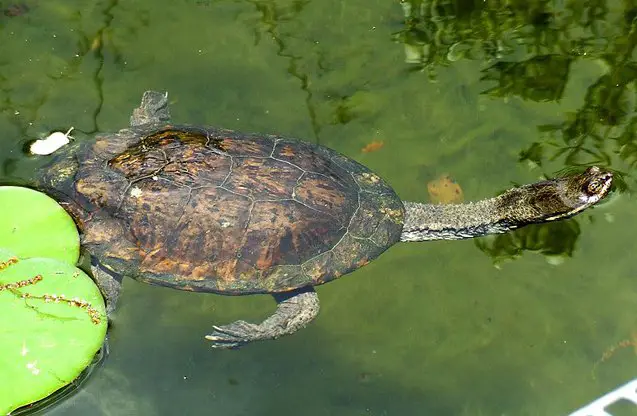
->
[400, 199, 513, 241]
[399, 184, 559, 242]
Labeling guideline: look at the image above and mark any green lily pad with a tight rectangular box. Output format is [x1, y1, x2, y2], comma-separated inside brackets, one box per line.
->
[0, 249, 107, 415]
[0, 186, 80, 264]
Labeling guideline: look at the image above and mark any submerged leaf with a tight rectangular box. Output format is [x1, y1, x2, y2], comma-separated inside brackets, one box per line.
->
[427, 174, 464, 204]
[361, 140, 384, 153]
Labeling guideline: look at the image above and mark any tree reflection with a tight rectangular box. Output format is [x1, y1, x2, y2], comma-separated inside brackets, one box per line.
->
[244, 0, 320, 140]
[480, 55, 572, 102]
[395, 0, 637, 168]
[394, 0, 635, 262]
[475, 219, 582, 266]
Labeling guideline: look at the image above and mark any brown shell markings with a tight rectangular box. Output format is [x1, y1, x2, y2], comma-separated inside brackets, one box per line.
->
[71, 128, 404, 294]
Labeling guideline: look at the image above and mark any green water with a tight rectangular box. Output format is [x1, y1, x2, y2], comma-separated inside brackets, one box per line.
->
[2, 0, 636, 414]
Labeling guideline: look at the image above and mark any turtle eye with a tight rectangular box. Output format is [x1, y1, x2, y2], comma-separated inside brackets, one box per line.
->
[583, 172, 612, 196]
[585, 178, 603, 195]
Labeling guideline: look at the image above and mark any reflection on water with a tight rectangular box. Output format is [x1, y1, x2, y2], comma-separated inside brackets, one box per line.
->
[396, 0, 636, 174]
[1, 0, 636, 414]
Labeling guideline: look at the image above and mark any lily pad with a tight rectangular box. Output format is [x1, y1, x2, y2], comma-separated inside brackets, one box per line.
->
[0, 249, 107, 414]
[0, 186, 80, 264]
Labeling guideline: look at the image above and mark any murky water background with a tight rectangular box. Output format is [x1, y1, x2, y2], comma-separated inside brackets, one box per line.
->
[1, 0, 636, 414]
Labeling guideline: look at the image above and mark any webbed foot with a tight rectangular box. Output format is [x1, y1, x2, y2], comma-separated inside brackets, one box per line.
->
[205, 287, 320, 349]
[206, 321, 262, 349]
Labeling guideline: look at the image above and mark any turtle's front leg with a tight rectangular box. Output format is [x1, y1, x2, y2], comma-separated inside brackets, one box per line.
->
[206, 287, 320, 349]
[90, 260, 123, 317]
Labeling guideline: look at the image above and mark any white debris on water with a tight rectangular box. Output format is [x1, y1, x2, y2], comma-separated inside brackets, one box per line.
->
[29, 127, 74, 155]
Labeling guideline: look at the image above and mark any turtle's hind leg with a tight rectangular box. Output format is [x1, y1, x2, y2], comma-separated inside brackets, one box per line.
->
[90, 259, 123, 316]
[206, 286, 320, 349]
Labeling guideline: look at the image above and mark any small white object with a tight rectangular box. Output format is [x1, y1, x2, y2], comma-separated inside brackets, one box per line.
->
[130, 186, 143, 198]
[29, 127, 74, 155]
[26, 360, 40, 376]
[570, 379, 637, 416]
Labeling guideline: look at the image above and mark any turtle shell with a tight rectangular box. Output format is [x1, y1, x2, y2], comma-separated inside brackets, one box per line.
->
[39, 126, 404, 294]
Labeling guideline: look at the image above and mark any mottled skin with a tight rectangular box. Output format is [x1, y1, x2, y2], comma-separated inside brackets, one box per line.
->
[401, 166, 613, 241]
[37, 91, 613, 349]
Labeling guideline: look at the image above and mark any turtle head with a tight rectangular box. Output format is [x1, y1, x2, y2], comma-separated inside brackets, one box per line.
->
[506, 166, 613, 223]
[546, 166, 613, 220]
[564, 166, 613, 209]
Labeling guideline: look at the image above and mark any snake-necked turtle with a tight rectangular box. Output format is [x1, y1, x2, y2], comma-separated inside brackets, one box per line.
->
[35, 91, 612, 348]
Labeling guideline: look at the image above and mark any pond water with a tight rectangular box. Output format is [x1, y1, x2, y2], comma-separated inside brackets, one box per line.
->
[1, 0, 636, 415]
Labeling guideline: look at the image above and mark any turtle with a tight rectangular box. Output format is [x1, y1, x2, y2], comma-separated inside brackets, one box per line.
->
[35, 91, 613, 349]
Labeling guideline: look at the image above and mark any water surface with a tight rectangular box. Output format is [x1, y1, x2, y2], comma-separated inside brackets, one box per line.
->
[1, 0, 636, 414]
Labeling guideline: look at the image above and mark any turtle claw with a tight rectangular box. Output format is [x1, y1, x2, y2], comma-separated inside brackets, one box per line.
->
[205, 320, 261, 349]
